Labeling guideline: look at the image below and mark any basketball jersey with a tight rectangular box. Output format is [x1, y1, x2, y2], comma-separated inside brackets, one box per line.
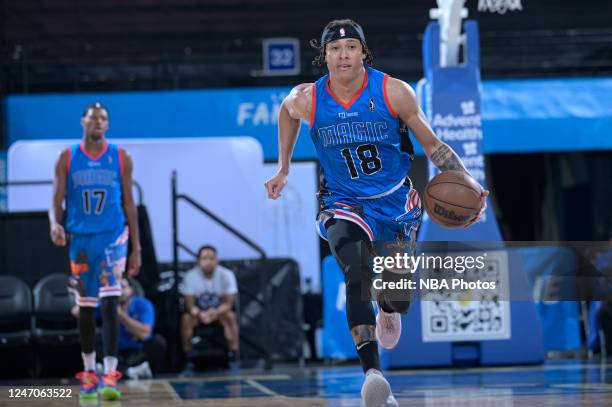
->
[310, 66, 413, 198]
[66, 142, 126, 234]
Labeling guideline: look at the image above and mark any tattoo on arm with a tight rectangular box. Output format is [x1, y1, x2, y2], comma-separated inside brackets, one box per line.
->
[430, 143, 467, 172]
[351, 324, 376, 344]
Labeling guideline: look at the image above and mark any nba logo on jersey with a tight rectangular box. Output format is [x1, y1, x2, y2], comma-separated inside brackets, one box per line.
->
[369, 98, 375, 112]
[340, 28, 346, 37]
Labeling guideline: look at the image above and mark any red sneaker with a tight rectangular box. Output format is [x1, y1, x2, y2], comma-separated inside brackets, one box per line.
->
[98, 370, 122, 400]
[75, 371, 99, 400]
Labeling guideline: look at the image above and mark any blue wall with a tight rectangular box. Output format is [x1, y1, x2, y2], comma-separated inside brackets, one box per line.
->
[0, 151, 5, 210]
[480, 77, 612, 153]
[6, 77, 612, 160]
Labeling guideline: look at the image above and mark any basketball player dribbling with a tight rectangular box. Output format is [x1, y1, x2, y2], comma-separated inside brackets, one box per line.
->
[49, 102, 141, 401]
[265, 20, 488, 407]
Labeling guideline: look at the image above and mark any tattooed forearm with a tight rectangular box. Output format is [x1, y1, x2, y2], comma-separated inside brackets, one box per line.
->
[430, 143, 467, 172]
[351, 324, 376, 344]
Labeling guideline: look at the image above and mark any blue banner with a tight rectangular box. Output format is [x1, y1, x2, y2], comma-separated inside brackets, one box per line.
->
[419, 21, 501, 241]
[6, 78, 612, 161]
[6, 88, 315, 161]
[0, 151, 6, 211]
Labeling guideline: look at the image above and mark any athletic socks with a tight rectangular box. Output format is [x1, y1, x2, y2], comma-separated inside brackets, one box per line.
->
[356, 340, 381, 374]
[82, 352, 96, 372]
[103, 356, 118, 375]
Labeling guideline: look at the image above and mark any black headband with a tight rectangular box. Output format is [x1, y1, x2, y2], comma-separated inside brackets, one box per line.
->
[321, 23, 367, 47]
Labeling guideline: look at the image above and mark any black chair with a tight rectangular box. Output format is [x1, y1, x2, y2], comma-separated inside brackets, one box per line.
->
[0, 276, 33, 347]
[33, 273, 79, 345]
[0, 276, 35, 378]
[189, 292, 241, 369]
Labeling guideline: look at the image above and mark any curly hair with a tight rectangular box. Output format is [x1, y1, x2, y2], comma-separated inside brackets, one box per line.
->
[310, 19, 373, 67]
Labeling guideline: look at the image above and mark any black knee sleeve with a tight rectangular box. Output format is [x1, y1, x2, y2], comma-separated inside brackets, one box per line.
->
[378, 291, 412, 315]
[78, 306, 96, 354]
[326, 219, 375, 328]
[377, 259, 413, 315]
[101, 297, 120, 358]
[345, 278, 375, 327]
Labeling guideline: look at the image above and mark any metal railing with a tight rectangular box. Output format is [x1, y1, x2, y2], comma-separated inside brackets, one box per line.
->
[170, 170, 271, 368]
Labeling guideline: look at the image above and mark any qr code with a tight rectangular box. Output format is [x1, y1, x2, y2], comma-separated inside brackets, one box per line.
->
[421, 251, 511, 342]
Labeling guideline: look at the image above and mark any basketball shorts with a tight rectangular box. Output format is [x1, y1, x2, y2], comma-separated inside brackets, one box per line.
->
[316, 177, 423, 243]
[68, 225, 128, 307]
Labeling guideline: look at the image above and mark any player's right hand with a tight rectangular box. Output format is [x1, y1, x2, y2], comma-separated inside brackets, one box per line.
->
[264, 171, 288, 200]
[50, 224, 67, 246]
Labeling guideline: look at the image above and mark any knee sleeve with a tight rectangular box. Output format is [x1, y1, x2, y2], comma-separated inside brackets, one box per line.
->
[101, 297, 120, 358]
[377, 287, 411, 315]
[327, 219, 376, 328]
[78, 306, 96, 354]
[345, 277, 375, 328]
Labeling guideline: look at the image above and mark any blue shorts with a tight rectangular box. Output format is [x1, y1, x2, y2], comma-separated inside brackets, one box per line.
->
[316, 178, 423, 242]
[68, 226, 128, 307]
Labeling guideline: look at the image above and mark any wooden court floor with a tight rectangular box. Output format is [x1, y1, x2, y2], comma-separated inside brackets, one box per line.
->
[1, 360, 611, 406]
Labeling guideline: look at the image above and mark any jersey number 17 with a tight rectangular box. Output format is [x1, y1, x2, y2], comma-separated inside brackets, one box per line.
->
[82, 189, 107, 214]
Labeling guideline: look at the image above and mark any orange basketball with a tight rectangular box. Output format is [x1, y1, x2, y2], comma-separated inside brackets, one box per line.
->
[423, 170, 483, 228]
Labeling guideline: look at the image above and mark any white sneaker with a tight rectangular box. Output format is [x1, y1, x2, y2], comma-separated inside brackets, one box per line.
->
[361, 370, 398, 407]
[126, 361, 153, 380]
[376, 306, 402, 350]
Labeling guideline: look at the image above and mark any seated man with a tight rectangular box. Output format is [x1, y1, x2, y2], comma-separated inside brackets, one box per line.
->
[72, 278, 166, 379]
[180, 245, 239, 360]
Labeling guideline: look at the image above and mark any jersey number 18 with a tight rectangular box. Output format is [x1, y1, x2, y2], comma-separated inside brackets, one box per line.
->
[340, 143, 382, 179]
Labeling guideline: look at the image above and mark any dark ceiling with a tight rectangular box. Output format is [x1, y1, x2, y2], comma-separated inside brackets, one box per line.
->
[1, 0, 611, 93]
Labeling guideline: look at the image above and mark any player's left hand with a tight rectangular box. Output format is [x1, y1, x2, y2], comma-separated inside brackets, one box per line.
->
[127, 251, 141, 277]
[464, 189, 489, 228]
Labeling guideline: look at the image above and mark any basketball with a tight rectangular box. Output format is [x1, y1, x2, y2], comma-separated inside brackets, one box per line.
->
[423, 170, 483, 228]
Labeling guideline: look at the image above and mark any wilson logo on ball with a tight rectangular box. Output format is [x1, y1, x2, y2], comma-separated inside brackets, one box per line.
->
[424, 170, 482, 228]
[434, 203, 471, 223]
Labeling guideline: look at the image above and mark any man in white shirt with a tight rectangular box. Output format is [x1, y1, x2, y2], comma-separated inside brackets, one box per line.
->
[179, 245, 239, 356]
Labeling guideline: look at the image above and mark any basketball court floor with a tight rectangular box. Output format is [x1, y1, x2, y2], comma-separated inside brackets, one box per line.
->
[2, 360, 611, 406]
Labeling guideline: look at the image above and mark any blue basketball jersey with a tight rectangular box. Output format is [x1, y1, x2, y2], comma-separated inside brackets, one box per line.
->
[310, 66, 413, 198]
[66, 142, 126, 234]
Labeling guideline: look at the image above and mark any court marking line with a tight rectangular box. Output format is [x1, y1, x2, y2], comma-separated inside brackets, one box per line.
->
[245, 379, 281, 397]
[161, 380, 182, 401]
[381, 363, 612, 377]
[163, 374, 290, 383]
[398, 383, 542, 391]
[553, 383, 612, 390]
[272, 362, 612, 382]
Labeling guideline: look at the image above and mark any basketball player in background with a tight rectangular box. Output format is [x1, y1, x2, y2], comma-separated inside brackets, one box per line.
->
[49, 102, 141, 401]
[265, 20, 487, 407]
